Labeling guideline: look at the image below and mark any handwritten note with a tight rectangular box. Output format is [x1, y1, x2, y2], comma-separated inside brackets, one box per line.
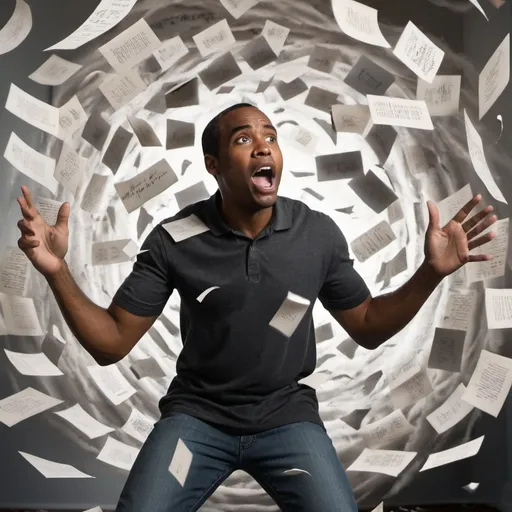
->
[348, 448, 417, 476]
[219, 0, 260, 19]
[99, 18, 161, 74]
[29, 55, 82, 86]
[54, 143, 87, 197]
[153, 35, 189, 71]
[441, 289, 477, 331]
[81, 173, 109, 213]
[269, 291, 311, 337]
[417, 75, 461, 116]
[0, 293, 43, 336]
[479, 33, 510, 119]
[367, 95, 434, 130]
[0, 0, 32, 55]
[115, 159, 178, 213]
[97, 436, 139, 471]
[332, 104, 371, 134]
[332, 0, 390, 47]
[121, 408, 155, 443]
[46, 0, 137, 51]
[35, 197, 63, 226]
[393, 21, 445, 83]
[344, 55, 395, 96]
[361, 410, 414, 449]
[391, 370, 433, 409]
[193, 19, 236, 57]
[92, 239, 138, 265]
[0, 247, 29, 296]
[87, 365, 136, 405]
[427, 327, 466, 372]
[485, 288, 512, 329]
[261, 20, 289, 55]
[350, 221, 396, 262]
[99, 70, 147, 110]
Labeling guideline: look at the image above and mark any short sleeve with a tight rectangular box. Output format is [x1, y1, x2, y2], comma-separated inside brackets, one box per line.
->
[318, 217, 370, 311]
[112, 226, 174, 316]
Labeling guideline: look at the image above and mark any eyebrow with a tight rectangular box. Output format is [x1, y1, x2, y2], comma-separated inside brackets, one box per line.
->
[229, 124, 277, 139]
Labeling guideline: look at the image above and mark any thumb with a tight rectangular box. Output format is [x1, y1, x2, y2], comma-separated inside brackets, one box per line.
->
[56, 202, 70, 229]
[426, 200, 440, 230]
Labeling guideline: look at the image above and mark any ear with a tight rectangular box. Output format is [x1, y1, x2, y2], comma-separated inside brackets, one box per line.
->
[204, 154, 219, 178]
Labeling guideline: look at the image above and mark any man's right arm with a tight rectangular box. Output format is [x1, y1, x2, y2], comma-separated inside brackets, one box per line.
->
[47, 262, 157, 365]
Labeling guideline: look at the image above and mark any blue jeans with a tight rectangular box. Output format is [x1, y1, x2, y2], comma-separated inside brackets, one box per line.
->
[115, 412, 357, 511]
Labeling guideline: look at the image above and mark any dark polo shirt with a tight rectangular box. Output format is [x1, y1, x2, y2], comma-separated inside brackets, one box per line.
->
[113, 191, 370, 435]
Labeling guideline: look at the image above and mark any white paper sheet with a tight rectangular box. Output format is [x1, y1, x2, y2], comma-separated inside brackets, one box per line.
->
[0, 387, 62, 427]
[19, 451, 94, 478]
[367, 95, 434, 130]
[193, 19, 236, 58]
[462, 349, 512, 417]
[128, 116, 161, 146]
[441, 290, 477, 331]
[298, 372, 330, 391]
[387, 355, 422, 390]
[97, 436, 139, 471]
[0, 0, 32, 56]
[308, 46, 339, 74]
[87, 365, 136, 405]
[100, 70, 147, 110]
[84, 508, 103, 512]
[81, 173, 109, 213]
[463, 482, 480, 493]
[393, 21, 445, 83]
[162, 214, 210, 243]
[332, 104, 371, 135]
[391, 369, 433, 409]
[154, 35, 189, 71]
[420, 436, 484, 471]
[197, 286, 220, 303]
[469, 0, 489, 19]
[361, 410, 414, 449]
[54, 404, 115, 439]
[291, 125, 318, 153]
[219, 0, 260, 18]
[467, 218, 509, 283]
[35, 197, 63, 226]
[371, 504, 384, 512]
[332, 0, 390, 48]
[261, 20, 289, 55]
[0, 246, 29, 296]
[347, 448, 417, 476]
[464, 109, 507, 203]
[426, 383, 474, 434]
[436, 184, 473, 228]
[121, 408, 155, 443]
[198, 51, 242, 90]
[115, 159, 177, 213]
[350, 220, 396, 263]
[0, 293, 43, 336]
[82, 112, 111, 151]
[269, 291, 311, 337]
[5, 83, 60, 136]
[427, 327, 466, 372]
[479, 34, 510, 119]
[92, 239, 137, 265]
[54, 143, 87, 197]
[417, 75, 461, 116]
[344, 55, 395, 96]
[58, 95, 88, 141]
[102, 126, 133, 174]
[29, 55, 82, 86]
[99, 18, 161, 74]
[5, 349, 63, 376]
[4, 132, 58, 195]
[485, 288, 512, 329]
[241, 35, 278, 71]
[169, 438, 193, 487]
[174, 182, 210, 210]
[46, 0, 137, 51]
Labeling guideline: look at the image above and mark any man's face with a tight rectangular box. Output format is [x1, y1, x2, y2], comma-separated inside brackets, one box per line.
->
[206, 106, 283, 211]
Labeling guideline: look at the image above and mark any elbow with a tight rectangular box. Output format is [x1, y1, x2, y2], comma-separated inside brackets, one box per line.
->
[91, 348, 126, 366]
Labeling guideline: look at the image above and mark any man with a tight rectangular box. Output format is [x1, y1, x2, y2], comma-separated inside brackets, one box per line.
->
[17, 103, 496, 511]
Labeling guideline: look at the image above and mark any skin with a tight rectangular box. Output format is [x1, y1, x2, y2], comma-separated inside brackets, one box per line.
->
[204, 106, 284, 239]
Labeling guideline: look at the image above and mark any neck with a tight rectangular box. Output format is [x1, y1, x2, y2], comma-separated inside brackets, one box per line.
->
[219, 194, 273, 239]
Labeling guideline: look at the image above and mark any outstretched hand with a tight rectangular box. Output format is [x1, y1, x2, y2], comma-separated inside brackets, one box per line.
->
[424, 194, 497, 278]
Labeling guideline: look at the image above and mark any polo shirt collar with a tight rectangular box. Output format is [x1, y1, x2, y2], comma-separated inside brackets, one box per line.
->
[203, 190, 292, 236]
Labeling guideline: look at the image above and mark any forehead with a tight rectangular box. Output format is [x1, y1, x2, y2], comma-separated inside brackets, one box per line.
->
[219, 107, 271, 133]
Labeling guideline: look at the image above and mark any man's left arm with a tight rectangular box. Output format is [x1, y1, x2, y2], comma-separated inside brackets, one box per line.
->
[330, 195, 497, 350]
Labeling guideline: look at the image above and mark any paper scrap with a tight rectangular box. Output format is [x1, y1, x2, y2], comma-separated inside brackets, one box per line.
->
[479, 33, 510, 119]
[350, 220, 396, 263]
[367, 95, 433, 130]
[261, 20, 289, 55]
[332, 0, 390, 47]
[344, 55, 395, 96]
[332, 104, 371, 134]
[58, 95, 88, 141]
[174, 181, 210, 210]
[154, 35, 189, 71]
[193, 19, 236, 57]
[420, 436, 484, 471]
[81, 112, 111, 151]
[29, 54, 82, 86]
[0, 0, 32, 56]
[87, 365, 136, 405]
[100, 70, 147, 110]
[462, 349, 512, 417]
[35, 197, 63, 226]
[464, 109, 506, 203]
[441, 289, 477, 331]
[81, 173, 109, 213]
[391, 370, 433, 409]
[0, 246, 29, 296]
[19, 451, 94, 478]
[269, 291, 311, 337]
[198, 51, 242, 90]
[54, 404, 114, 439]
[92, 239, 138, 265]
[115, 158, 177, 213]
[347, 448, 417, 476]
[348, 170, 398, 213]
[54, 143, 87, 197]
[426, 383, 474, 434]
[485, 288, 512, 329]
[316, 151, 364, 182]
[169, 438, 193, 487]
[97, 436, 139, 471]
[393, 21, 445, 83]
[0, 293, 44, 336]
[162, 215, 210, 243]
[5, 349, 63, 376]
[361, 410, 414, 449]
[102, 125, 133, 174]
[46, 0, 137, 51]
[417, 75, 461, 116]
[427, 327, 465, 372]
[0, 387, 62, 427]
[99, 18, 161, 74]
[121, 408, 155, 443]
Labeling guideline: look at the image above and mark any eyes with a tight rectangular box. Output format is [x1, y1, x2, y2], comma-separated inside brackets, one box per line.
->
[235, 134, 277, 145]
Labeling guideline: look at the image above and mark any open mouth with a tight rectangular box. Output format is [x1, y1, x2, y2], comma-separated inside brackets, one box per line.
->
[251, 165, 276, 193]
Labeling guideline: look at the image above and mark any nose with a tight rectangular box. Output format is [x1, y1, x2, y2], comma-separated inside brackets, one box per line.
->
[252, 138, 271, 157]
